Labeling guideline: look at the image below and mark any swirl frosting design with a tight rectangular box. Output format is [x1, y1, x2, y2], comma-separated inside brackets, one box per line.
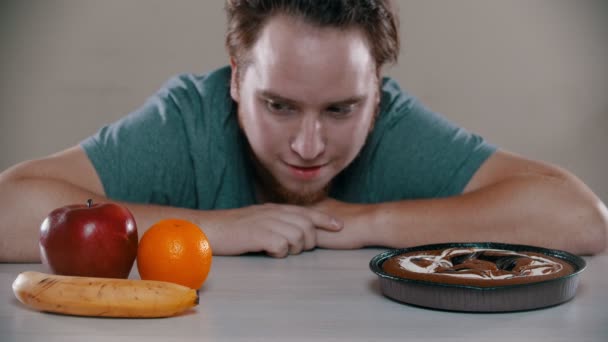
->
[382, 247, 574, 287]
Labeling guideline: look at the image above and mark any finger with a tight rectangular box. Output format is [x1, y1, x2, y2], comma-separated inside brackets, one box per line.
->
[270, 223, 306, 255]
[245, 226, 289, 258]
[264, 233, 290, 258]
[280, 205, 343, 232]
[262, 206, 316, 251]
[276, 215, 316, 251]
[308, 209, 343, 232]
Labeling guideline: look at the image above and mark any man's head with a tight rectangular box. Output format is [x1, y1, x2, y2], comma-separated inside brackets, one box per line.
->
[225, 0, 400, 205]
[225, 0, 399, 77]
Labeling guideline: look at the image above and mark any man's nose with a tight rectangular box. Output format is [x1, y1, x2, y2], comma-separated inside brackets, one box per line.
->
[290, 116, 326, 160]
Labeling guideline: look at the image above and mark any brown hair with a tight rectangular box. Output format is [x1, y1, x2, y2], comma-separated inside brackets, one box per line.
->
[225, 0, 399, 73]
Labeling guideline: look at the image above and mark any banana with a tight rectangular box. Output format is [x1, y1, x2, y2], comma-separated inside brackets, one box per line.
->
[12, 271, 198, 318]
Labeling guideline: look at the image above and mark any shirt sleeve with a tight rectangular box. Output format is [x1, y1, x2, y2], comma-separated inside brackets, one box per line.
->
[80, 75, 199, 207]
[377, 98, 495, 199]
[335, 78, 497, 203]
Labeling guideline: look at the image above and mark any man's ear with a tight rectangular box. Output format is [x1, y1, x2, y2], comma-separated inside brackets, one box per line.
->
[229, 57, 239, 102]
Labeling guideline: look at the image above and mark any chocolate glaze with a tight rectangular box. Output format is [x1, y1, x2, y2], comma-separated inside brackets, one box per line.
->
[382, 247, 574, 287]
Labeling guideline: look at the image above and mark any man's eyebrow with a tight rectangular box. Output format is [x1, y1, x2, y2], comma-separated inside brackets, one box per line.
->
[258, 90, 367, 106]
[328, 95, 368, 106]
[258, 90, 298, 105]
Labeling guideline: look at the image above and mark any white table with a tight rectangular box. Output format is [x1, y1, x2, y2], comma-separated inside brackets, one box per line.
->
[1, 249, 607, 341]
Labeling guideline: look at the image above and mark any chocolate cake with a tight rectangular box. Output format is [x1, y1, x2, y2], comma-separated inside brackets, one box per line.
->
[382, 247, 574, 287]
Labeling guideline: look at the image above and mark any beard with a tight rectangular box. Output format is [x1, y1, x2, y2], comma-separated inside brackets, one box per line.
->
[249, 152, 331, 206]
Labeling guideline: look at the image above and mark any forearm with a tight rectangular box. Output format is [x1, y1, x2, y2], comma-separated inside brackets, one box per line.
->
[0, 178, 228, 262]
[368, 174, 608, 255]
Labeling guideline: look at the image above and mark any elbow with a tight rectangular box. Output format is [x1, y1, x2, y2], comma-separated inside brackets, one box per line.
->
[569, 198, 608, 255]
[587, 200, 608, 255]
[549, 171, 607, 255]
[0, 160, 32, 184]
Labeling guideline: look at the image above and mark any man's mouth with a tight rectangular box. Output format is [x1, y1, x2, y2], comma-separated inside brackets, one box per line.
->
[285, 163, 325, 181]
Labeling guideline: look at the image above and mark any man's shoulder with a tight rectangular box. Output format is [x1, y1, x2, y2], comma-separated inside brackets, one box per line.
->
[147, 66, 234, 126]
[378, 76, 417, 117]
[375, 76, 421, 132]
[159, 65, 232, 99]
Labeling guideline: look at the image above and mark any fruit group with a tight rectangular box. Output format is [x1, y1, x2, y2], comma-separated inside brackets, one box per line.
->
[12, 271, 198, 318]
[137, 219, 212, 289]
[39, 199, 138, 278]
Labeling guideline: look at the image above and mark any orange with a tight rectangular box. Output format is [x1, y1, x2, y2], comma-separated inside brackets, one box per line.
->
[136, 218, 212, 289]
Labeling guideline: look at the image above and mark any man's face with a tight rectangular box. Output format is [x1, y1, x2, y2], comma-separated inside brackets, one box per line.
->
[231, 15, 379, 205]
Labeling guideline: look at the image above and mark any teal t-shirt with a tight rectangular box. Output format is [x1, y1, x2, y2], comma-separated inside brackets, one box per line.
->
[81, 66, 496, 209]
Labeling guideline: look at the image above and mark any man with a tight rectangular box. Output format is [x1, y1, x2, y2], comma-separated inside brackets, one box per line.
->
[0, 0, 606, 262]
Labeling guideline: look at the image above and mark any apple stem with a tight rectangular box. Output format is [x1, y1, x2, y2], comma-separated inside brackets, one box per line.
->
[87, 199, 93, 208]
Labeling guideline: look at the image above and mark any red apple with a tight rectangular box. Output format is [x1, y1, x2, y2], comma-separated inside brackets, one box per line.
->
[39, 199, 138, 278]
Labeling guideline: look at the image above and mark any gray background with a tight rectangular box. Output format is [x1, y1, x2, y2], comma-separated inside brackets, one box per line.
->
[1, 0, 606, 201]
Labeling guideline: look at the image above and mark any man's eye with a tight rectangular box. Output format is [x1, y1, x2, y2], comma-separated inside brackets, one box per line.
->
[326, 105, 353, 117]
[265, 100, 293, 113]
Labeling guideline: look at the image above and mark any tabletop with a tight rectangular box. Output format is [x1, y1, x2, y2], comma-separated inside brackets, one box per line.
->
[1, 249, 607, 341]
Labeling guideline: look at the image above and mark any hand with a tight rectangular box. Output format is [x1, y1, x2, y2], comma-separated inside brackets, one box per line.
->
[206, 203, 343, 258]
[310, 198, 375, 249]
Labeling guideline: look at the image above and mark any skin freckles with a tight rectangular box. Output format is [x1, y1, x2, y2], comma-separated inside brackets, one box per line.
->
[231, 15, 380, 205]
